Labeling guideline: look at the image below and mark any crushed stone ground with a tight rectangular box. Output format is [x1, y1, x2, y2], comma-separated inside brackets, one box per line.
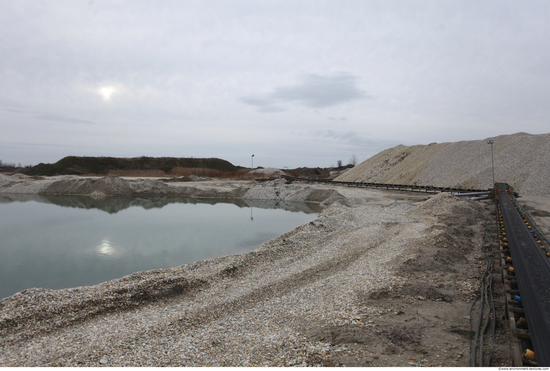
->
[0, 176, 518, 367]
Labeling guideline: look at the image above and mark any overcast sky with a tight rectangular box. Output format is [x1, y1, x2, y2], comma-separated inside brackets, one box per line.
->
[1, 0, 549, 169]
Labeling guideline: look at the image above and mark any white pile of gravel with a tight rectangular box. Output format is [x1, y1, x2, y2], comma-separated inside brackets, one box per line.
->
[336, 132, 550, 197]
[249, 167, 288, 178]
[0, 174, 52, 194]
[242, 180, 349, 205]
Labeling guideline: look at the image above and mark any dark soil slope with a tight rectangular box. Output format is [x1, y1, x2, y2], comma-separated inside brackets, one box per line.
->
[23, 156, 244, 176]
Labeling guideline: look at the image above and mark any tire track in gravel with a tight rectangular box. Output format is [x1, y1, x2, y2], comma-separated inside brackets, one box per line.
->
[138, 223, 397, 339]
[42, 211, 377, 356]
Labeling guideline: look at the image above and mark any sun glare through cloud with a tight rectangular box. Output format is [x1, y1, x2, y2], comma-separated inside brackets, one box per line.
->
[98, 86, 116, 101]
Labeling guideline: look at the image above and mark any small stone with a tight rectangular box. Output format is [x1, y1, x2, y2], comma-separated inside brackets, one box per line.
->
[99, 358, 108, 365]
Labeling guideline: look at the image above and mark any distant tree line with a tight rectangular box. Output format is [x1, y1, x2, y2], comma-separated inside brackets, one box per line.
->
[0, 159, 30, 170]
[336, 154, 358, 168]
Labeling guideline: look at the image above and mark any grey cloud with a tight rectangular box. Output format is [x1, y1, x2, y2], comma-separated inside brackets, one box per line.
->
[6, 109, 34, 114]
[34, 114, 95, 125]
[0, 141, 83, 148]
[328, 117, 348, 122]
[240, 97, 285, 112]
[272, 74, 368, 107]
[312, 130, 397, 150]
[0, 97, 30, 111]
[258, 106, 286, 113]
[240, 97, 270, 107]
[241, 73, 369, 111]
[317, 130, 358, 142]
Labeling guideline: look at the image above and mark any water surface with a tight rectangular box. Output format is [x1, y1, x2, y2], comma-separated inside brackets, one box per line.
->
[0, 195, 319, 299]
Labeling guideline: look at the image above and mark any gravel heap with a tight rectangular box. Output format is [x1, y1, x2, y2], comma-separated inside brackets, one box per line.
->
[408, 192, 484, 218]
[0, 176, 349, 206]
[243, 179, 349, 206]
[249, 167, 288, 178]
[42, 175, 137, 196]
[336, 132, 550, 197]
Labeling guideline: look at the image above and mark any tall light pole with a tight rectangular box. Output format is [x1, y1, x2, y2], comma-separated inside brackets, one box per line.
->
[487, 140, 495, 186]
[251, 154, 254, 179]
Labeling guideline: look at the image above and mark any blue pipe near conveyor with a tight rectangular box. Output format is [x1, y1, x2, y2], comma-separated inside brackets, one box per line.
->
[497, 183, 550, 366]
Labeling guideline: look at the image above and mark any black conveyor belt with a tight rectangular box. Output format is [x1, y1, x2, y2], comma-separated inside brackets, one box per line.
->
[497, 183, 550, 366]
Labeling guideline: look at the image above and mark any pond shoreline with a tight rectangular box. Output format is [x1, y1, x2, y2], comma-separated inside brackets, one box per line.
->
[0, 174, 348, 205]
[0, 193, 319, 299]
[0, 175, 514, 366]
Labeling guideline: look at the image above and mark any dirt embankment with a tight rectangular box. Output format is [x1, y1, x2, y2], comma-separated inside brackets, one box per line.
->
[336, 132, 550, 197]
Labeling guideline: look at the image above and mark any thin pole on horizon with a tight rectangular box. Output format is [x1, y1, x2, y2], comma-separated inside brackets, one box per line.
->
[487, 140, 495, 186]
[251, 154, 254, 179]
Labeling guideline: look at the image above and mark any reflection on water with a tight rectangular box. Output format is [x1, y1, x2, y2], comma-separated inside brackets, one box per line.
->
[0, 194, 321, 214]
[0, 195, 319, 299]
[97, 239, 118, 255]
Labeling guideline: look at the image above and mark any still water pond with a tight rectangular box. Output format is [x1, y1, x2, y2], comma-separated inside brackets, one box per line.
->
[0, 195, 320, 299]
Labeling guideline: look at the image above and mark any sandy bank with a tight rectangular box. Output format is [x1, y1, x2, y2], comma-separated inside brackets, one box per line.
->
[0, 174, 348, 206]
